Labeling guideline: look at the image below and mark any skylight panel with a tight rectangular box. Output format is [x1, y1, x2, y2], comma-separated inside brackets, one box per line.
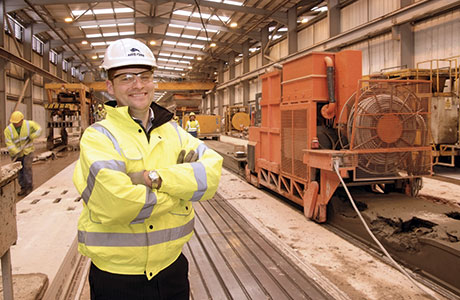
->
[170, 54, 183, 58]
[178, 61, 190, 64]
[159, 53, 170, 57]
[91, 42, 106, 46]
[166, 32, 181, 37]
[183, 56, 194, 59]
[81, 25, 99, 29]
[168, 59, 180, 63]
[173, 10, 229, 22]
[119, 31, 135, 36]
[169, 24, 185, 29]
[223, 0, 243, 6]
[103, 32, 118, 37]
[196, 36, 211, 41]
[114, 8, 134, 13]
[177, 42, 191, 47]
[86, 34, 102, 38]
[174, 68, 184, 71]
[181, 34, 196, 39]
[158, 58, 169, 62]
[190, 44, 205, 49]
[163, 40, 177, 45]
[72, 8, 133, 16]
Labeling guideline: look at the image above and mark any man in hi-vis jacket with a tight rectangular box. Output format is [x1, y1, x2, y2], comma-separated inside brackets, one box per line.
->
[73, 38, 223, 300]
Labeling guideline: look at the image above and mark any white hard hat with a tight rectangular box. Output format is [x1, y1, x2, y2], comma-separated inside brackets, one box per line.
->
[101, 38, 157, 70]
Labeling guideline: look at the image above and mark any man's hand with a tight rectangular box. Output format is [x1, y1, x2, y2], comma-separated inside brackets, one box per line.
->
[176, 150, 199, 164]
[128, 171, 145, 185]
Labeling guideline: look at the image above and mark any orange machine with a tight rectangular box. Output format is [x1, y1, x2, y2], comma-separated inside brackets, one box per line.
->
[246, 50, 432, 223]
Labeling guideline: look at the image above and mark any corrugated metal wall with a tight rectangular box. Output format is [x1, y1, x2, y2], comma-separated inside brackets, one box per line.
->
[414, 8, 460, 63]
[344, 32, 399, 75]
[341, 0, 400, 32]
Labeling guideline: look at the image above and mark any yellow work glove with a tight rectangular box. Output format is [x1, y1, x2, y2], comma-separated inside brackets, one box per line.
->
[176, 149, 199, 164]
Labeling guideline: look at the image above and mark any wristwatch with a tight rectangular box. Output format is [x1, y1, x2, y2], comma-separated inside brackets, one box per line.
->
[148, 170, 161, 189]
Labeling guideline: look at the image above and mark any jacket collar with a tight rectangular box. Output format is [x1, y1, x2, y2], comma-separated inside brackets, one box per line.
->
[104, 100, 173, 130]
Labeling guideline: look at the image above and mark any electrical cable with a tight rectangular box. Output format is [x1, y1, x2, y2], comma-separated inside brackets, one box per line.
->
[193, 0, 214, 60]
[332, 160, 442, 300]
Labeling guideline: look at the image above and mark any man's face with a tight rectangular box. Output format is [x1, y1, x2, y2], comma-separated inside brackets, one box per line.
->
[106, 67, 155, 111]
[190, 115, 195, 121]
[13, 120, 23, 128]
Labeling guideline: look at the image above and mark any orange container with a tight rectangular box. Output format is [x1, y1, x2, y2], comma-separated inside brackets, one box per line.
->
[282, 52, 332, 103]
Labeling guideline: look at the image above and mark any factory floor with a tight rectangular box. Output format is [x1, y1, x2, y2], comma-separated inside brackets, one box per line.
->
[1, 138, 457, 299]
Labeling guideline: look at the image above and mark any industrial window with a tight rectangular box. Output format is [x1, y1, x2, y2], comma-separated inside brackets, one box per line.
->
[50, 50, 58, 65]
[63, 60, 69, 72]
[32, 36, 44, 55]
[4, 17, 24, 42]
[71, 67, 76, 77]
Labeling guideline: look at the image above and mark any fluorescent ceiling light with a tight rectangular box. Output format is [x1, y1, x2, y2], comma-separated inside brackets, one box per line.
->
[178, 61, 190, 64]
[175, 68, 184, 71]
[103, 32, 118, 37]
[91, 42, 107, 46]
[170, 54, 183, 58]
[159, 53, 170, 57]
[163, 41, 177, 45]
[119, 31, 134, 36]
[196, 36, 211, 41]
[183, 56, 194, 59]
[169, 24, 184, 29]
[181, 34, 196, 39]
[158, 58, 169, 61]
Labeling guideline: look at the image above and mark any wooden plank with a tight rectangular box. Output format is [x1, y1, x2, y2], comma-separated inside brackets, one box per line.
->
[193, 202, 268, 299]
[214, 198, 331, 299]
[198, 201, 292, 299]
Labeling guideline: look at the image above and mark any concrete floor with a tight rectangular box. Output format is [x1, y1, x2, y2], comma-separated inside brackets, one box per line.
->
[2, 141, 458, 299]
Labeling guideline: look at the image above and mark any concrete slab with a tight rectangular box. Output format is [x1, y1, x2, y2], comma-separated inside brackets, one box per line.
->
[0, 162, 81, 299]
[0, 273, 48, 300]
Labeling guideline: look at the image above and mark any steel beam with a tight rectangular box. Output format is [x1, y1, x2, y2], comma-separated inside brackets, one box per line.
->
[0, 47, 66, 83]
[87, 81, 215, 92]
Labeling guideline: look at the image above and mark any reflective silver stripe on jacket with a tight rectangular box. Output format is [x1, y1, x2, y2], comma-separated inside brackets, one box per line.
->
[78, 218, 195, 247]
[170, 121, 182, 147]
[195, 143, 208, 159]
[81, 160, 127, 204]
[189, 162, 207, 201]
[130, 186, 157, 224]
[91, 123, 123, 156]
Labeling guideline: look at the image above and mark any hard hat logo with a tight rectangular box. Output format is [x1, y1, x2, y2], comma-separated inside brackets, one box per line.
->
[128, 48, 144, 57]
[102, 38, 157, 70]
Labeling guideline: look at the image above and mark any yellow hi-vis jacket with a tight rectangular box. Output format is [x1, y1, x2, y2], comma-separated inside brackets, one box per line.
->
[73, 102, 223, 279]
[4, 120, 42, 158]
[185, 119, 200, 134]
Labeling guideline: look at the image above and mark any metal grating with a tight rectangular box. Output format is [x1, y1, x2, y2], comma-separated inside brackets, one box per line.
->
[281, 109, 309, 180]
[345, 80, 431, 178]
[281, 110, 292, 174]
[293, 110, 308, 179]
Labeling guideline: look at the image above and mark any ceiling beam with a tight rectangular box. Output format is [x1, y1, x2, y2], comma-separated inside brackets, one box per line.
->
[87, 81, 215, 92]
[153, 0, 288, 25]
[0, 47, 66, 83]
[48, 16, 260, 41]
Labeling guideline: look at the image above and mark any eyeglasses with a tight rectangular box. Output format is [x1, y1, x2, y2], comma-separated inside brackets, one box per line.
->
[112, 70, 154, 85]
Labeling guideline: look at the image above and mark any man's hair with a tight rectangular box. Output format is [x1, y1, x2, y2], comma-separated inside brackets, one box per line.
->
[107, 65, 154, 81]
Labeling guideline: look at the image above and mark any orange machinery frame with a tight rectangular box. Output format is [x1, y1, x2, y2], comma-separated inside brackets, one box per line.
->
[246, 50, 431, 223]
